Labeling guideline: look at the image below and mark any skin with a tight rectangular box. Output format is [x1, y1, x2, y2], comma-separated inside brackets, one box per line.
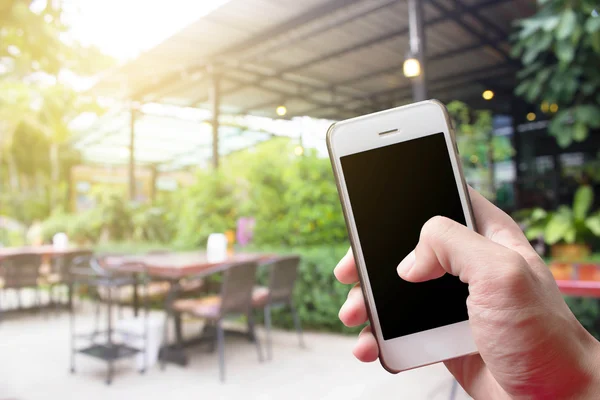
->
[334, 188, 600, 399]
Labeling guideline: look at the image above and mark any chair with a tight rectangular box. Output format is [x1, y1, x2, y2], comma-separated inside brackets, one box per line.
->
[45, 250, 94, 310]
[0, 253, 44, 313]
[166, 261, 263, 382]
[251, 255, 304, 360]
[69, 255, 149, 385]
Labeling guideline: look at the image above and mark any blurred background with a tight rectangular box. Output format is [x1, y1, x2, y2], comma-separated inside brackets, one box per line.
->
[0, 0, 599, 399]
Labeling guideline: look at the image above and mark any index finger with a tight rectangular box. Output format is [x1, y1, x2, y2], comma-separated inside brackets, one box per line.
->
[334, 248, 359, 284]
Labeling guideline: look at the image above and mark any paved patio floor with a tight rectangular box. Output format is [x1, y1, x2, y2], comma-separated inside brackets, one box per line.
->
[0, 298, 471, 400]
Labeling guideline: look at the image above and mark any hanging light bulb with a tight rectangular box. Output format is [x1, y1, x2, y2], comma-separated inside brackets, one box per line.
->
[276, 105, 287, 116]
[403, 57, 421, 78]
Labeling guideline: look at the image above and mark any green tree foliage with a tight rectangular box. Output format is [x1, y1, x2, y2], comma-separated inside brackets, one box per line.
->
[0, 1, 114, 221]
[513, 0, 600, 147]
[174, 139, 348, 249]
[446, 101, 514, 200]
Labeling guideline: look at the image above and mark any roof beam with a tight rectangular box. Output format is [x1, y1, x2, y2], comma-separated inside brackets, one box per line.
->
[428, 0, 514, 64]
[131, 0, 364, 99]
[220, 74, 337, 111]
[239, 37, 507, 113]
[241, 0, 402, 64]
[449, 0, 508, 40]
[194, 0, 512, 107]
[209, 0, 366, 63]
[296, 64, 516, 118]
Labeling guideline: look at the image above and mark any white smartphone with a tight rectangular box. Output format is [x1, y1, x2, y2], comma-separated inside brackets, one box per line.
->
[327, 100, 478, 373]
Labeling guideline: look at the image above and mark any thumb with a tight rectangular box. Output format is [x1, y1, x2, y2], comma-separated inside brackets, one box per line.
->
[397, 216, 530, 289]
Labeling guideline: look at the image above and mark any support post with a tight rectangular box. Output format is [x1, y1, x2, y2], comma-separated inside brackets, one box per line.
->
[209, 70, 221, 169]
[129, 104, 137, 201]
[408, 0, 427, 101]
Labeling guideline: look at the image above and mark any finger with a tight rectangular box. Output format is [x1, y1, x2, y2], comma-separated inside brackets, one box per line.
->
[353, 325, 379, 363]
[334, 247, 359, 284]
[468, 187, 542, 268]
[397, 216, 532, 288]
[339, 284, 368, 327]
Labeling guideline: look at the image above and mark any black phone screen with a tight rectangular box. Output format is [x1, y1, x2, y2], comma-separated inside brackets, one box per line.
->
[340, 132, 470, 340]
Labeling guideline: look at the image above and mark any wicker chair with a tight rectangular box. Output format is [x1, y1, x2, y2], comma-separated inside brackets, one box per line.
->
[0, 253, 44, 315]
[251, 255, 304, 360]
[165, 261, 263, 382]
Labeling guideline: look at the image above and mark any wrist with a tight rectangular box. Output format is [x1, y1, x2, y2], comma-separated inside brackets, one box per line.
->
[579, 339, 600, 399]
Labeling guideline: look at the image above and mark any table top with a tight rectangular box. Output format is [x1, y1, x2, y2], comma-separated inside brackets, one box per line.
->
[0, 245, 90, 261]
[102, 252, 278, 279]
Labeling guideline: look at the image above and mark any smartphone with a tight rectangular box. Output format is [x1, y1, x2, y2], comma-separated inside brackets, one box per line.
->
[327, 100, 478, 373]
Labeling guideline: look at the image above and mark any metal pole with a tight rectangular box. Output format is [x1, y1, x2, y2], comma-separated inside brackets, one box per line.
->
[209, 70, 221, 169]
[408, 0, 427, 101]
[129, 104, 136, 201]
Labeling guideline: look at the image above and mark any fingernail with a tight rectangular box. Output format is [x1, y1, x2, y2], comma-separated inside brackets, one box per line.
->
[397, 250, 415, 276]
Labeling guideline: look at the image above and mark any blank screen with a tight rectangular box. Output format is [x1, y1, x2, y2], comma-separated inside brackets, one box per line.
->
[340, 132, 469, 340]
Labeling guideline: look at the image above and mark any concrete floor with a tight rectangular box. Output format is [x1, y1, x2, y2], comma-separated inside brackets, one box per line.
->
[0, 295, 471, 400]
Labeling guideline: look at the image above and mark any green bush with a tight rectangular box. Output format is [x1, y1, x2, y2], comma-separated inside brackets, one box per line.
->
[174, 139, 348, 249]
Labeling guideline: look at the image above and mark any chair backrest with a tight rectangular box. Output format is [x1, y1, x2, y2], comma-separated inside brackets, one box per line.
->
[219, 261, 258, 314]
[53, 250, 95, 278]
[267, 256, 301, 303]
[0, 253, 43, 289]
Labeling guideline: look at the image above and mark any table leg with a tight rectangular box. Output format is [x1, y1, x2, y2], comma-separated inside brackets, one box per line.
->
[67, 281, 74, 311]
[159, 279, 189, 367]
[133, 273, 139, 317]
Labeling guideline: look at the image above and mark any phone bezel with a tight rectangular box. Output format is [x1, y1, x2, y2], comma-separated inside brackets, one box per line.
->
[327, 100, 478, 373]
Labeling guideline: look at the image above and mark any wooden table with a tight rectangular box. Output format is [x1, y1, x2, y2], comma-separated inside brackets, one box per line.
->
[0, 246, 91, 312]
[0, 245, 90, 261]
[102, 251, 278, 366]
[102, 252, 276, 279]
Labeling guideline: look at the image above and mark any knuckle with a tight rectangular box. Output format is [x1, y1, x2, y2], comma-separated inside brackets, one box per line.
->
[421, 216, 455, 242]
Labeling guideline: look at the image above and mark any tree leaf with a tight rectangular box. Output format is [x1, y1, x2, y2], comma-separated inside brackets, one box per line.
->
[573, 122, 589, 142]
[555, 39, 575, 64]
[564, 226, 576, 244]
[556, 9, 577, 40]
[573, 185, 593, 221]
[575, 105, 600, 127]
[544, 213, 573, 245]
[526, 225, 545, 240]
[543, 15, 561, 31]
[585, 214, 600, 236]
[585, 16, 600, 33]
[592, 31, 600, 53]
[515, 81, 531, 97]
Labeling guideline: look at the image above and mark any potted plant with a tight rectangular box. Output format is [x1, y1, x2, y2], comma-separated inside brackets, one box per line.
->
[522, 185, 600, 280]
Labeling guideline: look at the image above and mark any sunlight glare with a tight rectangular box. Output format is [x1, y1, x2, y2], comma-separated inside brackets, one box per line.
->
[62, 0, 231, 61]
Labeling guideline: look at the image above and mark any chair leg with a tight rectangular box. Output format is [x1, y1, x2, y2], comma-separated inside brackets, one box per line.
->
[290, 302, 305, 348]
[264, 305, 273, 360]
[216, 320, 225, 382]
[160, 311, 170, 371]
[247, 312, 263, 362]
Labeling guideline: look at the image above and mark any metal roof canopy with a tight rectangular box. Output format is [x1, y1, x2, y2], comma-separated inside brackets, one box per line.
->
[73, 108, 283, 171]
[93, 0, 536, 120]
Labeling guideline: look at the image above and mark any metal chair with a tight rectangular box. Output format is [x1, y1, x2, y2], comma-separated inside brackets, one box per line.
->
[251, 255, 304, 360]
[0, 253, 44, 313]
[166, 261, 263, 382]
[70, 255, 149, 385]
[45, 250, 94, 310]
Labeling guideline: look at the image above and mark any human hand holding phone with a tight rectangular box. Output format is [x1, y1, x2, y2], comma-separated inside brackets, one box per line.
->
[335, 187, 600, 399]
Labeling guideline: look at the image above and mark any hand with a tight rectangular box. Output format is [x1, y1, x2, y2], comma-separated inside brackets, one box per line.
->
[334, 188, 600, 399]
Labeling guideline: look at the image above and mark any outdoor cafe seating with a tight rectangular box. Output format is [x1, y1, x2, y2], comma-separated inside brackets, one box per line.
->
[0, 245, 304, 384]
